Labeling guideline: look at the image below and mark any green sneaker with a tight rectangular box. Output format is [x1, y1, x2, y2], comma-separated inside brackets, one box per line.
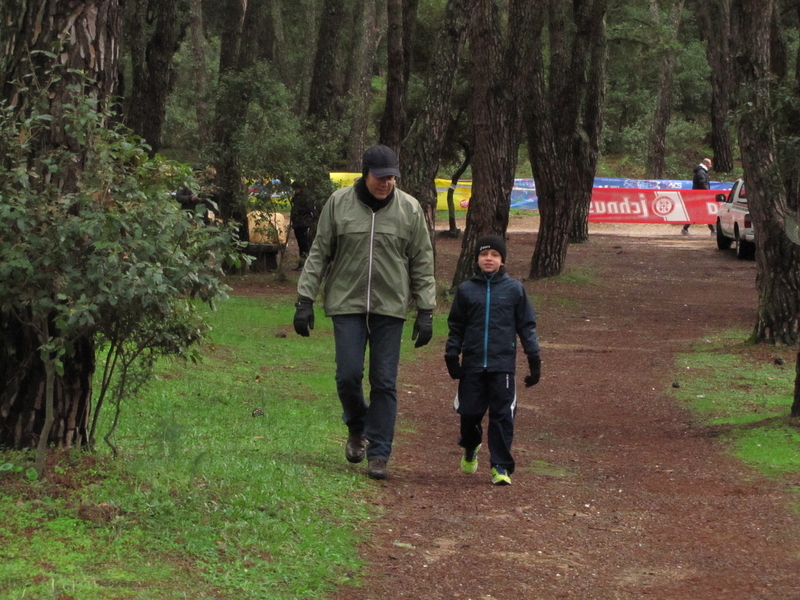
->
[460, 444, 481, 474]
[491, 466, 512, 486]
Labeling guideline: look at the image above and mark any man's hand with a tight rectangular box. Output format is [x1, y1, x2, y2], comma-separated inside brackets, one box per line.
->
[412, 309, 433, 348]
[445, 355, 464, 380]
[524, 354, 541, 387]
[293, 296, 315, 337]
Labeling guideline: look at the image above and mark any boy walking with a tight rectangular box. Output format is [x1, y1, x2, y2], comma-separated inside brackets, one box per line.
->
[444, 235, 541, 485]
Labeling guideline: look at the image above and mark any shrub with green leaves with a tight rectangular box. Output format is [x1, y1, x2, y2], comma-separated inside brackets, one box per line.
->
[0, 73, 243, 454]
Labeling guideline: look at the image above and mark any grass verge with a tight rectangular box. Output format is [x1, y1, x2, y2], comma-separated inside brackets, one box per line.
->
[0, 293, 436, 600]
[672, 329, 800, 479]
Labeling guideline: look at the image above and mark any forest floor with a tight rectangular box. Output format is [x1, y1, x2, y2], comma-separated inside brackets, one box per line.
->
[250, 216, 800, 600]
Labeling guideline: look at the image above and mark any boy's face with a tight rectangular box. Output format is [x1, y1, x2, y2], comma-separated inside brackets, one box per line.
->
[477, 249, 503, 274]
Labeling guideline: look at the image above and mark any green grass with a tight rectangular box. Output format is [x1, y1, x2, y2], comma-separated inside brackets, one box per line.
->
[1, 293, 416, 600]
[672, 330, 800, 477]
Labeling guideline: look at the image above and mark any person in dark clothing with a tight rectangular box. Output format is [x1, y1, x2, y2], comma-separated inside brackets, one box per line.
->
[444, 234, 542, 486]
[289, 182, 319, 270]
[682, 158, 716, 235]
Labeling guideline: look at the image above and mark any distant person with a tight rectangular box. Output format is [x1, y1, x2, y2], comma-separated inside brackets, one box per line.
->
[292, 144, 436, 481]
[444, 235, 542, 486]
[289, 181, 319, 271]
[176, 166, 219, 224]
[682, 158, 716, 235]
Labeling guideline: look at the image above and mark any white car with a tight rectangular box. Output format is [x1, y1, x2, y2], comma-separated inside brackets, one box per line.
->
[715, 179, 755, 259]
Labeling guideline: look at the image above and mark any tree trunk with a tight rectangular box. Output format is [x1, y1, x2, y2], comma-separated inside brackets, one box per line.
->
[527, 0, 609, 279]
[569, 11, 607, 243]
[346, 0, 381, 170]
[645, 0, 684, 180]
[452, 0, 535, 287]
[124, 0, 184, 155]
[379, 0, 407, 151]
[0, 0, 119, 450]
[307, 0, 346, 120]
[401, 0, 478, 233]
[793, 352, 800, 418]
[732, 0, 800, 345]
[212, 0, 266, 225]
[188, 0, 210, 149]
[701, 0, 735, 173]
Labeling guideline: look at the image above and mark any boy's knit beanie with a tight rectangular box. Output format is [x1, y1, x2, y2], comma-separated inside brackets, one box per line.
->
[475, 234, 507, 263]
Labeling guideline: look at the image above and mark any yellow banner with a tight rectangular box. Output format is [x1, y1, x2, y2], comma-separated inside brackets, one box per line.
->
[330, 173, 470, 211]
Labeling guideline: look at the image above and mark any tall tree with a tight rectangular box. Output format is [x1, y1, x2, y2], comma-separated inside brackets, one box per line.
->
[401, 0, 478, 233]
[345, 0, 382, 169]
[0, 0, 121, 449]
[187, 0, 211, 149]
[645, 0, 685, 179]
[211, 0, 268, 225]
[124, 0, 185, 155]
[451, 0, 536, 286]
[307, 0, 347, 121]
[526, 0, 609, 279]
[699, 0, 735, 173]
[730, 0, 800, 345]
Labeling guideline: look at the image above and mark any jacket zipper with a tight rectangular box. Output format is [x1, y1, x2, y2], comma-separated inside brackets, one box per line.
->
[366, 211, 376, 314]
[483, 275, 492, 368]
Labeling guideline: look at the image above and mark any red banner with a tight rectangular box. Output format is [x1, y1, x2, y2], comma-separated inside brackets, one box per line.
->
[589, 188, 720, 224]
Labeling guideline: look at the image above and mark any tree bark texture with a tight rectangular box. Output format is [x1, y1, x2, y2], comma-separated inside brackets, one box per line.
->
[732, 0, 800, 345]
[212, 0, 267, 225]
[569, 12, 607, 243]
[124, 0, 184, 155]
[452, 0, 536, 287]
[401, 0, 478, 234]
[187, 0, 210, 148]
[0, 0, 120, 450]
[645, 0, 684, 180]
[379, 0, 407, 151]
[527, 0, 609, 279]
[346, 0, 381, 170]
[700, 0, 735, 173]
[307, 0, 346, 120]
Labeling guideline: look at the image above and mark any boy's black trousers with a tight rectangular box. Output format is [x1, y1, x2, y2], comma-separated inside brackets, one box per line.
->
[454, 370, 517, 473]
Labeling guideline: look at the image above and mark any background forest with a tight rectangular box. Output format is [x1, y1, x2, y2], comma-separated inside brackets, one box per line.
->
[135, 0, 732, 188]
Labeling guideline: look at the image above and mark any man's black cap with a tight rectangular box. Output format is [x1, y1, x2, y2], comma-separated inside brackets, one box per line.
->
[362, 145, 401, 179]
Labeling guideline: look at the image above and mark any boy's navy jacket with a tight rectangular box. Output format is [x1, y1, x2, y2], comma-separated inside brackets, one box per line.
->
[446, 269, 540, 373]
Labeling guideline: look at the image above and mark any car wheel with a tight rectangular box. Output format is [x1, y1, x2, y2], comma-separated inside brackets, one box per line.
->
[735, 229, 754, 260]
[716, 220, 732, 250]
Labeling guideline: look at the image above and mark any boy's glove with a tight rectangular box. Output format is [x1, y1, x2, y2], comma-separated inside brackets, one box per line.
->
[412, 309, 433, 348]
[445, 355, 464, 379]
[293, 296, 315, 337]
[524, 354, 541, 387]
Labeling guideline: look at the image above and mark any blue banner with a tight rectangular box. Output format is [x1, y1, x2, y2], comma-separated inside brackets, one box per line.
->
[508, 177, 733, 210]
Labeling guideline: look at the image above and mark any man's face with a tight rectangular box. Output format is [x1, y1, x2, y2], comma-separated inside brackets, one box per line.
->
[365, 172, 396, 199]
[478, 249, 503, 274]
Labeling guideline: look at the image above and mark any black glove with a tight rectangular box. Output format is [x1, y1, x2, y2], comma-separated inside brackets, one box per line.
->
[293, 296, 314, 337]
[524, 354, 541, 387]
[412, 309, 433, 348]
[445, 355, 464, 380]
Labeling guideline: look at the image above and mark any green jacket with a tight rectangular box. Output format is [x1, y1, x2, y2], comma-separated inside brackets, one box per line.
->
[297, 184, 436, 319]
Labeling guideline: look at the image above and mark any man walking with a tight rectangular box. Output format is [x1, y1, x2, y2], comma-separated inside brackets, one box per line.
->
[292, 144, 436, 480]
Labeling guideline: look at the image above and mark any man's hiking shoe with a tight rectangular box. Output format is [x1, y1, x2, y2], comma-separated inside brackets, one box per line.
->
[368, 458, 388, 480]
[345, 435, 366, 463]
[461, 444, 481, 474]
[491, 466, 512, 486]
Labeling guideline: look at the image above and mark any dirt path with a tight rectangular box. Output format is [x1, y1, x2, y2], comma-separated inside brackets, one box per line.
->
[319, 223, 800, 600]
